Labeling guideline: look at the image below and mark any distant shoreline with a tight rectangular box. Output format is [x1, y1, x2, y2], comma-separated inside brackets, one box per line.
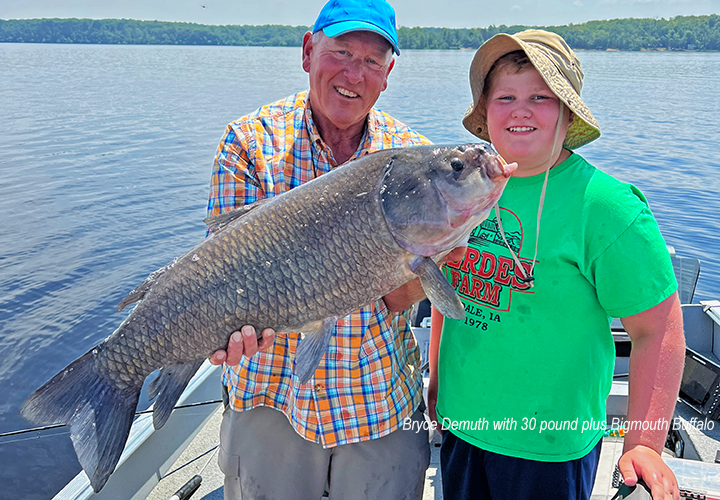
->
[1, 15, 718, 51]
[2, 41, 716, 53]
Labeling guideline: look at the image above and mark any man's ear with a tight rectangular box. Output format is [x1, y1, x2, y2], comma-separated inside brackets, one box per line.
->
[301, 31, 314, 73]
[381, 57, 395, 92]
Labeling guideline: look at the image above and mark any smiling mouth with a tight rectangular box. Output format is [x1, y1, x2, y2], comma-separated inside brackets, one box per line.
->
[508, 126, 536, 132]
[335, 86, 359, 98]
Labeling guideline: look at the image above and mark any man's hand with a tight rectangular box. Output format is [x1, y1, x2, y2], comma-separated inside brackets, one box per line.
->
[208, 325, 276, 366]
[618, 445, 679, 500]
[383, 246, 467, 312]
[440, 246, 467, 265]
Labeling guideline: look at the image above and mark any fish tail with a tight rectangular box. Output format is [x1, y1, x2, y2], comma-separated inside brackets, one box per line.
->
[20, 349, 141, 493]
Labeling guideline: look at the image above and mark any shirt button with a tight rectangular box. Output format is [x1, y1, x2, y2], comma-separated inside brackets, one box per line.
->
[314, 383, 324, 391]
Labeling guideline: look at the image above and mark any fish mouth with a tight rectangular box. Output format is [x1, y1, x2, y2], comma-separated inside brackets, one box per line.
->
[335, 86, 359, 98]
[450, 186, 505, 227]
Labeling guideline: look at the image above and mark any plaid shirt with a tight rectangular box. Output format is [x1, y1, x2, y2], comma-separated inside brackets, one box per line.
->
[207, 91, 431, 448]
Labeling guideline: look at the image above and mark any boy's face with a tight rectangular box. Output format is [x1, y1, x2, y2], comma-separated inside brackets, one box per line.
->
[485, 67, 572, 177]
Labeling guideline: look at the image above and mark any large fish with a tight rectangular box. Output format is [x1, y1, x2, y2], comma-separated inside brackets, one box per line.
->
[21, 143, 515, 492]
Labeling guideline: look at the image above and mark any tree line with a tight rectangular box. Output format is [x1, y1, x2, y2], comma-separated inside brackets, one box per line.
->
[1, 15, 718, 51]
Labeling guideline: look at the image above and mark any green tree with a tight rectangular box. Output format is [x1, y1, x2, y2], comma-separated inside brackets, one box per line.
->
[0, 16, 717, 51]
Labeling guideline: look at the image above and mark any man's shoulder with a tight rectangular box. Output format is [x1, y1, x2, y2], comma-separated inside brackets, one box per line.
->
[232, 91, 308, 128]
[369, 108, 431, 146]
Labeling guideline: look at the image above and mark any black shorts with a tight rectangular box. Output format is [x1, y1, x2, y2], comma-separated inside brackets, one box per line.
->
[440, 430, 602, 500]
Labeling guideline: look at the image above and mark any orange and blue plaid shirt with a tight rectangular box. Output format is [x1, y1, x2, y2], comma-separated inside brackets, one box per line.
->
[207, 91, 431, 448]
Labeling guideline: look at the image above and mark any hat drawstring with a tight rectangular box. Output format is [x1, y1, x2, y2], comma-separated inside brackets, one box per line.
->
[494, 101, 565, 288]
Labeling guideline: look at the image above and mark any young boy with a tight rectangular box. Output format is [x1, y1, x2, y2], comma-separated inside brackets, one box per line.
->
[428, 30, 685, 500]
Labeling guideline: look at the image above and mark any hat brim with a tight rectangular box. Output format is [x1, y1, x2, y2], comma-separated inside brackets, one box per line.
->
[462, 33, 600, 150]
[322, 20, 400, 55]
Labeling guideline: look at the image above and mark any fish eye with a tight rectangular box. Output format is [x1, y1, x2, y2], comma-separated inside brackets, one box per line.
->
[450, 159, 464, 172]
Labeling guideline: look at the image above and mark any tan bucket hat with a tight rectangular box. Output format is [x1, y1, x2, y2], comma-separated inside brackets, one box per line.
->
[462, 29, 601, 150]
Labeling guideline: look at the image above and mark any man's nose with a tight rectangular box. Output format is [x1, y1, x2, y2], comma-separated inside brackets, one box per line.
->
[342, 58, 364, 83]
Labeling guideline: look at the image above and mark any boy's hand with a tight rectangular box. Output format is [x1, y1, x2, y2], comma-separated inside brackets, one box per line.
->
[618, 445, 679, 500]
[426, 382, 442, 436]
[209, 326, 276, 366]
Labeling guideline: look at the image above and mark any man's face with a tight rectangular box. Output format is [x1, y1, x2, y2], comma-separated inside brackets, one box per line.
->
[302, 30, 395, 133]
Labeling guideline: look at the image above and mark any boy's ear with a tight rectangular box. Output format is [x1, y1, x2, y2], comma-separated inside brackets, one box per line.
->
[568, 112, 575, 124]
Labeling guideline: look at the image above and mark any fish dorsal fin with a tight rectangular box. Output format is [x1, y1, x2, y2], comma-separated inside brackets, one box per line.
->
[203, 198, 271, 234]
[117, 259, 179, 311]
[119, 199, 272, 312]
[359, 147, 400, 159]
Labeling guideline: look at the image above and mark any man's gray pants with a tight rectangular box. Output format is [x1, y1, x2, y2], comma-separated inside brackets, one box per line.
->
[218, 405, 430, 500]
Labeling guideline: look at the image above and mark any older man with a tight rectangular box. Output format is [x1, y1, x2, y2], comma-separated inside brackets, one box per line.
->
[206, 1, 437, 498]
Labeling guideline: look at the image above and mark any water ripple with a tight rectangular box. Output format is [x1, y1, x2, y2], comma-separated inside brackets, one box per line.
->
[1, 44, 719, 499]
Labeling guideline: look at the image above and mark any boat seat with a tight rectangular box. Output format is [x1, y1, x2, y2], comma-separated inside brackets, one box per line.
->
[611, 247, 700, 332]
[670, 251, 701, 305]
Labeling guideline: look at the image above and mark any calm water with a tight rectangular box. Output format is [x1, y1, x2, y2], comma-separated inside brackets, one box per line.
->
[1, 43, 719, 498]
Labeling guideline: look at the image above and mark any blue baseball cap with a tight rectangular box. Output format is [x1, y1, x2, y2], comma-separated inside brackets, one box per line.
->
[313, 0, 400, 55]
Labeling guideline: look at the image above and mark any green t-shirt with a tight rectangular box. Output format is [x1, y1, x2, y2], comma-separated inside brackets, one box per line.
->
[436, 153, 677, 461]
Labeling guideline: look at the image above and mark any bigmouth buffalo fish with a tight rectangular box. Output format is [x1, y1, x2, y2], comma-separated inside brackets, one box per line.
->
[21, 143, 516, 492]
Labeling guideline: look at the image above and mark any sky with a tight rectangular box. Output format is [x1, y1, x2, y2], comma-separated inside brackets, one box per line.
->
[1, 0, 718, 28]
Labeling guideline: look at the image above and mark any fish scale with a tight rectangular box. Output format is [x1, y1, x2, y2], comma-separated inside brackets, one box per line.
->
[103, 163, 394, 379]
[21, 143, 516, 492]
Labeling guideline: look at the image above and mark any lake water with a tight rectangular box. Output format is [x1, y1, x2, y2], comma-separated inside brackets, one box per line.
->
[1, 43, 719, 499]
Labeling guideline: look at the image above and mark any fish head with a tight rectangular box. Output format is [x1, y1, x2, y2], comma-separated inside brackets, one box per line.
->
[380, 143, 517, 257]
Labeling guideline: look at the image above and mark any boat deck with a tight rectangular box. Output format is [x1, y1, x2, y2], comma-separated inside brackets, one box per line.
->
[145, 407, 629, 500]
[63, 249, 720, 500]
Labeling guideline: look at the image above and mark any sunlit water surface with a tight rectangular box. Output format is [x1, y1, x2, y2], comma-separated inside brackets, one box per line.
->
[0, 44, 718, 499]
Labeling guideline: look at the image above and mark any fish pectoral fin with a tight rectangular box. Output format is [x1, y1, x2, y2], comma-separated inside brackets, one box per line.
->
[204, 198, 271, 234]
[148, 359, 205, 430]
[411, 257, 466, 320]
[293, 317, 337, 385]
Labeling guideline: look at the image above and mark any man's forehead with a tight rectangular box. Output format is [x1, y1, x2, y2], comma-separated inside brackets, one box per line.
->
[326, 31, 393, 55]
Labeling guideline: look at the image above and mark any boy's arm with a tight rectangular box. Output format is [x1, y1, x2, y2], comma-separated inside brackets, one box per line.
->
[427, 305, 444, 431]
[619, 292, 684, 500]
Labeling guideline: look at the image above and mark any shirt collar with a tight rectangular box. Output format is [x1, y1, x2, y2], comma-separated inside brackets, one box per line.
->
[303, 94, 379, 164]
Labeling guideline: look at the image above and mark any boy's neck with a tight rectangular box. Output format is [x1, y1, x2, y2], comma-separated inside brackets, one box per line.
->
[513, 148, 572, 178]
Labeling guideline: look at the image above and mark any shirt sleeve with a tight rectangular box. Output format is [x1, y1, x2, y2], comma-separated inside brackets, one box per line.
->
[591, 206, 678, 318]
[207, 123, 263, 218]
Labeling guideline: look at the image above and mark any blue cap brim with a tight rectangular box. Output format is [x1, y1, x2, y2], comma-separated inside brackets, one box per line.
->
[322, 21, 400, 55]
